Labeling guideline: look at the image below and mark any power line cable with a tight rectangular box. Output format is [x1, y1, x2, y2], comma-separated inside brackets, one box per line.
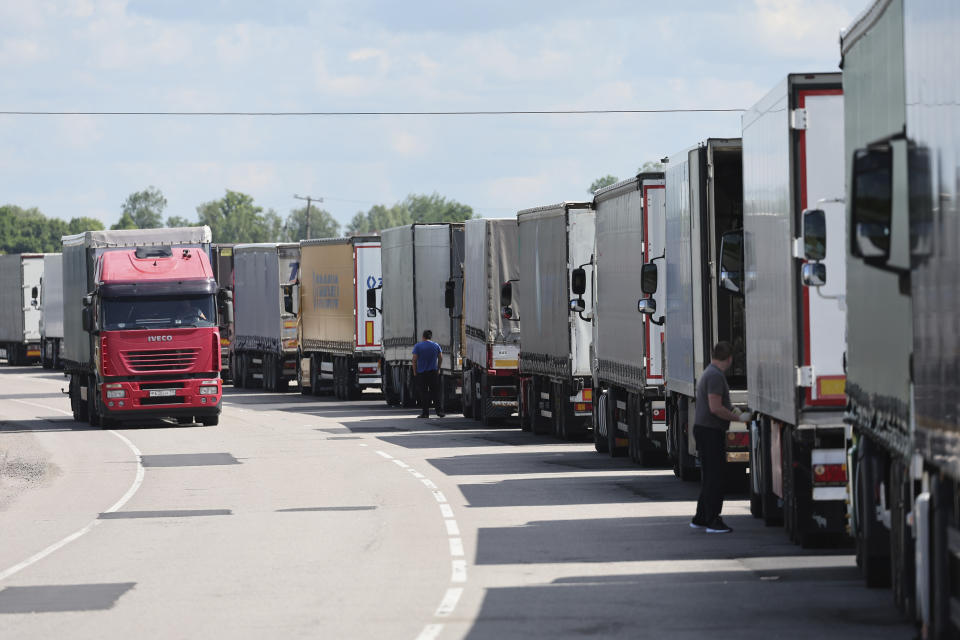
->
[0, 108, 745, 116]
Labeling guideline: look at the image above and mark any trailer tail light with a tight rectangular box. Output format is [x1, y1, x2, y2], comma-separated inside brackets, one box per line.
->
[651, 407, 666, 421]
[486, 345, 494, 370]
[491, 386, 516, 398]
[726, 432, 750, 449]
[813, 464, 847, 485]
[220, 338, 231, 346]
[582, 389, 593, 402]
[359, 365, 377, 374]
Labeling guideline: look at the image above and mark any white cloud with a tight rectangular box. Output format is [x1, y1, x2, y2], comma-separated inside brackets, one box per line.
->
[58, 115, 103, 147]
[0, 38, 48, 65]
[389, 130, 427, 157]
[751, 0, 855, 57]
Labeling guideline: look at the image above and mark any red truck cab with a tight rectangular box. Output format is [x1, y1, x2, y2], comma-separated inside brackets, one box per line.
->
[88, 246, 222, 426]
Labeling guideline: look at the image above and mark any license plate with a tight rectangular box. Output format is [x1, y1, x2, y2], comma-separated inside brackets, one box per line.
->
[148, 389, 177, 398]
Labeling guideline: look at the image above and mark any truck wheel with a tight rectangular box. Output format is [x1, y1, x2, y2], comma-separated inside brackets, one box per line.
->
[519, 379, 533, 432]
[593, 391, 609, 452]
[87, 379, 102, 428]
[889, 459, 915, 616]
[399, 369, 414, 408]
[347, 360, 363, 400]
[200, 415, 219, 427]
[856, 438, 891, 588]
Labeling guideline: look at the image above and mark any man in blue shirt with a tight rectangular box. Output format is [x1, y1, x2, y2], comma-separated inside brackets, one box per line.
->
[412, 330, 444, 418]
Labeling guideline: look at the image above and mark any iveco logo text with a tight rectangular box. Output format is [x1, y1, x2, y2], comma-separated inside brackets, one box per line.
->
[148, 335, 173, 342]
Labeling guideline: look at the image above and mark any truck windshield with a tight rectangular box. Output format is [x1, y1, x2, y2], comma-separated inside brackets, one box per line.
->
[102, 295, 216, 331]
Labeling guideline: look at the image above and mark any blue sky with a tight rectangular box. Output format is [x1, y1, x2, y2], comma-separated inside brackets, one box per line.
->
[0, 0, 866, 229]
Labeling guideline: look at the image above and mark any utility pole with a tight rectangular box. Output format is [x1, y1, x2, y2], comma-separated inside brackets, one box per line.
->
[293, 194, 323, 240]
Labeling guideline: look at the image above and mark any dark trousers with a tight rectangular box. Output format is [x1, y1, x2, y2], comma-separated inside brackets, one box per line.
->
[693, 425, 726, 524]
[417, 370, 442, 415]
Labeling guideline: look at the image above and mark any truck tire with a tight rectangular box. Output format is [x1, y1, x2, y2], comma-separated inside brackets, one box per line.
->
[41, 342, 51, 369]
[400, 368, 415, 408]
[87, 378, 102, 428]
[200, 415, 219, 427]
[855, 438, 891, 588]
[519, 379, 533, 432]
[889, 459, 915, 616]
[672, 401, 699, 482]
[347, 360, 363, 400]
[309, 355, 322, 397]
[593, 391, 609, 452]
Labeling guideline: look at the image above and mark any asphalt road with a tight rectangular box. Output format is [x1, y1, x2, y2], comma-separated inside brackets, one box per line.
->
[0, 366, 913, 639]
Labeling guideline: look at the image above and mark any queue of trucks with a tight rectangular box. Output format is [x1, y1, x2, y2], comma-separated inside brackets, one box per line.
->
[0, 0, 954, 634]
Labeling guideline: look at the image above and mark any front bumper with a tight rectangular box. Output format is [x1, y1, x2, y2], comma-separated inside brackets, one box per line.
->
[102, 377, 222, 416]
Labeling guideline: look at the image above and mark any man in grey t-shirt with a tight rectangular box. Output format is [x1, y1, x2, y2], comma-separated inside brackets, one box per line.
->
[690, 341, 750, 533]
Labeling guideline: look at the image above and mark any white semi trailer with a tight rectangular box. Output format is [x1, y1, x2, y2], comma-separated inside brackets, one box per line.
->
[462, 218, 521, 425]
[591, 174, 668, 463]
[841, 0, 960, 635]
[740, 72, 850, 544]
[379, 223, 464, 411]
[231, 243, 301, 392]
[640, 139, 750, 481]
[39, 253, 64, 369]
[516, 202, 595, 439]
[0, 253, 44, 366]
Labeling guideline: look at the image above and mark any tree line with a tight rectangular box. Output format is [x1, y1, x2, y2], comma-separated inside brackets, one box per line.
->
[0, 187, 474, 254]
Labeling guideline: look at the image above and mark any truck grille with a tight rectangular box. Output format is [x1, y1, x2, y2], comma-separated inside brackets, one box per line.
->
[122, 348, 199, 373]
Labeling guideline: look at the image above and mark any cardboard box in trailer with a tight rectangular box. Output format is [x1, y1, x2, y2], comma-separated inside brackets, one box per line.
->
[210, 244, 235, 381]
[463, 218, 521, 425]
[517, 202, 595, 439]
[740, 72, 850, 544]
[299, 236, 382, 400]
[231, 243, 300, 392]
[641, 139, 750, 481]
[842, 0, 960, 631]
[592, 174, 668, 463]
[0, 253, 45, 365]
[39, 253, 64, 369]
[61, 227, 221, 427]
[378, 223, 464, 411]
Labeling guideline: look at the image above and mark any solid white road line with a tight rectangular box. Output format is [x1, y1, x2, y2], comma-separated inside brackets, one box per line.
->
[0, 400, 145, 583]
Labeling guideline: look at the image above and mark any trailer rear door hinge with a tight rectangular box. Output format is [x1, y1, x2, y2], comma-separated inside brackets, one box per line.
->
[797, 365, 814, 388]
[791, 108, 808, 130]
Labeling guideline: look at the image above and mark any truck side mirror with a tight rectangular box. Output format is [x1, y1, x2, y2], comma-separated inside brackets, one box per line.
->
[719, 230, 744, 295]
[638, 297, 657, 315]
[850, 145, 893, 262]
[31, 286, 38, 300]
[801, 263, 826, 287]
[802, 209, 826, 261]
[225, 300, 234, 324]
[571, 268, 586, 296]
[291, 284, 300, 316]
[444, 280, 456, 309]
[366, 288, 377, 310]
[82, 294, 93, 307]
[501, 306, 514, 320]
[569, 298, 585, 313]
[500, 281, 512, 306]
[81, 307, 93, 333]
[640, 263, 658, 294]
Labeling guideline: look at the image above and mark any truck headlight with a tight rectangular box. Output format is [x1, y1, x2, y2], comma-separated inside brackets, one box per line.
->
[199, 386, 219, 395]
[106, 390, 126, 399]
